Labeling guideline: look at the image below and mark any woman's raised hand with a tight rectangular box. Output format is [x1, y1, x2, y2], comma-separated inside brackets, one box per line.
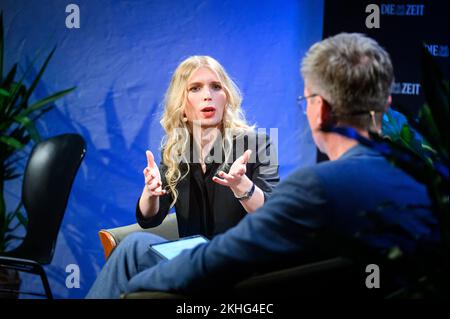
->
[143, 150, 166, 196]
[212, 149, 252, 189]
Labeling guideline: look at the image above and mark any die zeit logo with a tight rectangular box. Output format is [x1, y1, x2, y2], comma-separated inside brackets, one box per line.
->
[366, 4, 426, 29]
[391, 83, 421, 96]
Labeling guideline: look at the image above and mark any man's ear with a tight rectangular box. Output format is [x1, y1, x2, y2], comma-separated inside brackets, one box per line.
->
[385, 95, 392, 112]
[319, 98, 335, 129]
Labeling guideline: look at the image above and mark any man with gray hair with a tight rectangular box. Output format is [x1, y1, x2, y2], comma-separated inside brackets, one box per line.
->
[87, 33, 438, 298]
[300, 32, 394, 140]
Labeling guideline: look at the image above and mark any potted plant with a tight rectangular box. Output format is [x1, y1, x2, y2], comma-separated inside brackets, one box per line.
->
[0, 12, 75, 297]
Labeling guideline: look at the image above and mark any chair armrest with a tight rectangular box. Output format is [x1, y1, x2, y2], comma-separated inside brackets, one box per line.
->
[98, 230, 118, 260]
[98, 213, 179, 259]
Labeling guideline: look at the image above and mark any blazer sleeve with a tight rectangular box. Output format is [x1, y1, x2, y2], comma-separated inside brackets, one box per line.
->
[252, 133, 280, 201]
[135, 156, 173, 229]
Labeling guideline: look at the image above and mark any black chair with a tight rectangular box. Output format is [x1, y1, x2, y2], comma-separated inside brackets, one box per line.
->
[0, 133, 86, 299]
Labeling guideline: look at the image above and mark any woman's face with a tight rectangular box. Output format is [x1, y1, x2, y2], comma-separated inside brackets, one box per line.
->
[184, 67, 227, 128]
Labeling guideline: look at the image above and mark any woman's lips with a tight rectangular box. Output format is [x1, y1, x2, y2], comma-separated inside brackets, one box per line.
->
[201, 106, 216, 118]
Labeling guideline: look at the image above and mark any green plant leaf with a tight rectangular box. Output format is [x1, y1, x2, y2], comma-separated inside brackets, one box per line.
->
[0, 64, 18, 115]
[420, 45, 449, 156]
[0, 135, 24, 150]
[13, 114, 40, 142]
[1, 63, 17, 88]
[0, 127, 30, 158]
[418, 104, 447, 160]
[21, 87, 75, 117]
[0, 88, 9, 97]
[2, 79, 27, 119]
[2, 45, 52, 117]
[31, 105, 53, 122]
[23, 46, 56, 104]
[400, 125, 413, 144]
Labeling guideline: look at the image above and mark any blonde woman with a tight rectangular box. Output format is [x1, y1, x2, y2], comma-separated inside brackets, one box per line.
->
[137, 56, 279, 238]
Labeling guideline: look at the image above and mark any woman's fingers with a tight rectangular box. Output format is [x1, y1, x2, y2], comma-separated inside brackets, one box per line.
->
[219, 171, 234, 181]
[144, 171, 155, 184]
[228, 164, 246, 177]
[144, 166, 161, 182]
[146, 150, 157, 168]
[212, 171, 236, 186]
[144, 167, 155, 178]
[147, 181, 166, 196]
[150, 189, 166, 196]
[147, 179, 160, 190]
[150, 182, 166, 196]
[233, 166, 246, 176]
[212, 176, 229, 186]
[241, 149, 252, 164]
[143, 151, 164, 196]
[227, 150, 250, 177]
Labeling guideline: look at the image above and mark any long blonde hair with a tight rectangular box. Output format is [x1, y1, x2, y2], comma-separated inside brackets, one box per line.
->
[160, 56, 253, 207]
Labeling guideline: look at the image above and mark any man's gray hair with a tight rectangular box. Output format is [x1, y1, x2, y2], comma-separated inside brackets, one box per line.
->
[301, 33, 394, 129]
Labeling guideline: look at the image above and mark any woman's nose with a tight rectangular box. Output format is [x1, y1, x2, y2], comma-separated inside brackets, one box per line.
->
[203, 89, 212, 101]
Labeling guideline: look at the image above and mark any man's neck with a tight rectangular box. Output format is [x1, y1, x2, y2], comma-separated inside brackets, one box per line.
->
[323, 128, 369, 161]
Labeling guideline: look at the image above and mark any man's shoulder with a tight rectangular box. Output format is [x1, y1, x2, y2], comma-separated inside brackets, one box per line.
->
[286, 157, 361, 180]
[305, 148, 388, 178]
[276, 165, 326, 193]
[283, 149, 428, 203]
[280, 152, 395, 191]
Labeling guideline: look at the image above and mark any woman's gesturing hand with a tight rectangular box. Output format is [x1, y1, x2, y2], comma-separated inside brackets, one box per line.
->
[143, 150, 166, 196]
[212, 149, 252, 191]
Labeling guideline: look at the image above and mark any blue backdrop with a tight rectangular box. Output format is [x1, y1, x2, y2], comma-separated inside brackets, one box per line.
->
[1, 0, 323, 298]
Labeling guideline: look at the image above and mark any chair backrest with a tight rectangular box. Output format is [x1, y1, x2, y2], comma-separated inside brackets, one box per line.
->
[15, 134, 86, 264]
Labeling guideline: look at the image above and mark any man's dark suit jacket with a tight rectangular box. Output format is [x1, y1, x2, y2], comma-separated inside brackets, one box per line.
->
[127, 144, 439, 295]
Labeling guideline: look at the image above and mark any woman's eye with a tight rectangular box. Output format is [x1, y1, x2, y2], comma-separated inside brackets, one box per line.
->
[189, 86, 200, 92]
[212, 84, 222, 90]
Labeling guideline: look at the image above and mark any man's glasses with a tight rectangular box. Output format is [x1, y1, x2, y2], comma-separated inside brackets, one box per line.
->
[297, 94, 318, 114]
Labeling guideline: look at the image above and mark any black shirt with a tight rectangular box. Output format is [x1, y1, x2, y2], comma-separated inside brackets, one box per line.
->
[188, 161, 218, 238]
